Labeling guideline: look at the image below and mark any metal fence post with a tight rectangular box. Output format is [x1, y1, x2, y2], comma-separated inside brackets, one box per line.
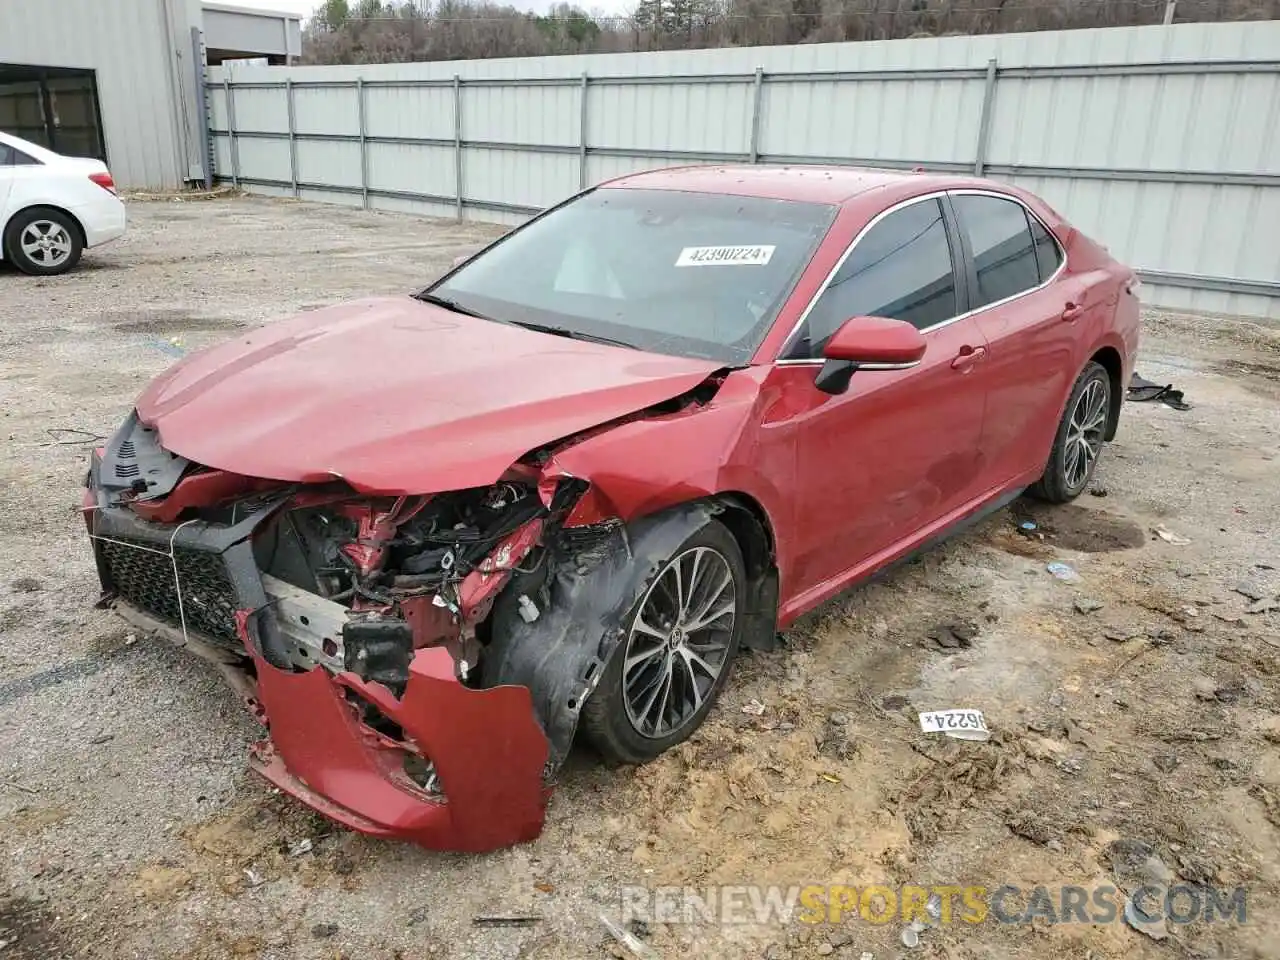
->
[973, 58, 999, 176]
[578, 72, 589, 189]
[224, 76, 239, 188]
[749, 66, 764, 163]
[191, 27, 213, 190]
[286, 78, 299, 198]
[453, 74, 463, 219]
[356, 77, 369, 210]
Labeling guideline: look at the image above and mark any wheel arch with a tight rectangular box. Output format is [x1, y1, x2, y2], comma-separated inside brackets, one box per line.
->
[3, 203, 87, 258]
[1088, 344, 1124, 441]
[705, 491, 780, 652]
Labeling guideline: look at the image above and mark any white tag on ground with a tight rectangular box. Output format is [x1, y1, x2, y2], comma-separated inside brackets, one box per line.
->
[918, 709, 991, 741]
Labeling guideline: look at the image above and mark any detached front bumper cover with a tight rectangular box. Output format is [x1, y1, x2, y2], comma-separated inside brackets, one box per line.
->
[244, 612, 550, 852]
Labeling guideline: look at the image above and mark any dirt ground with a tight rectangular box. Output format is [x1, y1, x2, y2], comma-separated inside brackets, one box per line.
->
[1, 195, 1279, 960]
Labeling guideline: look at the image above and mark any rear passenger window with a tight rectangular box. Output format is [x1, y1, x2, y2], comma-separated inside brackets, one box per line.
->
[953, 195, 1041, 309]
[791, 198, 957, 356]
[0, 145, 39, 166]
[1028, 214, 1063, 282]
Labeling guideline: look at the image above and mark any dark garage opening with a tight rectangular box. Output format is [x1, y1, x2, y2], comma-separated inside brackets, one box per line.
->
[0, 63, 106, 161]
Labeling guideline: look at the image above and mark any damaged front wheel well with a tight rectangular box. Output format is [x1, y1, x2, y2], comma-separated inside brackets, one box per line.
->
[708, 493, 779, 652]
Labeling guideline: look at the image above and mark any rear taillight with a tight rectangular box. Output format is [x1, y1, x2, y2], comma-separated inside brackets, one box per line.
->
[89, 171, 116, 195]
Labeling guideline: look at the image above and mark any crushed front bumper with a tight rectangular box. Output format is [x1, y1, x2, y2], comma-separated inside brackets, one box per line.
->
[85, 482, 552, 853]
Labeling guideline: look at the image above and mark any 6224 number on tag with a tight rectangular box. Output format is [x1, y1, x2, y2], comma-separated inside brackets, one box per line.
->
[918, 709, 989, 735]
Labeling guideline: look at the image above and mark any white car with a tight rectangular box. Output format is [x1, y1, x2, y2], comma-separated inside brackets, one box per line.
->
[0, 130, 127, 275]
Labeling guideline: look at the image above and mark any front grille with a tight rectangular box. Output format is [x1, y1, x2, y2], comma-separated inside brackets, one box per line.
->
[99, 538, 241, 646]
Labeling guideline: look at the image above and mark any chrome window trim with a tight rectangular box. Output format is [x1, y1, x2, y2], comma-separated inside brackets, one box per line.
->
[775, 358, 920, 369]
[774, 187, 1067, 361]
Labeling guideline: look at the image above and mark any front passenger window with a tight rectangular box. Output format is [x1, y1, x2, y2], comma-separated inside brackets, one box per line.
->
[791, 198, 958, 357]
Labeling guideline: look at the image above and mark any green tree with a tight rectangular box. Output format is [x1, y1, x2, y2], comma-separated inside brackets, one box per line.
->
[316, 0, 350, 30]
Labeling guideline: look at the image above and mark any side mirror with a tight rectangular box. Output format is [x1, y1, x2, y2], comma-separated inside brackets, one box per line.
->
[814, 316, 926, 395]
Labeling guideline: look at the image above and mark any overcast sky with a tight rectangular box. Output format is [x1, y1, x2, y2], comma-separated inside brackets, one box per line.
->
[235, 0, 636, 20]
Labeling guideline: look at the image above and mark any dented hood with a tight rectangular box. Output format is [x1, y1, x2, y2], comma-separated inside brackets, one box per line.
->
[135, 296, 721, 493]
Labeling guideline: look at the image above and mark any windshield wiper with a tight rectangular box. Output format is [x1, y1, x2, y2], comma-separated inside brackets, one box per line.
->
[505, 320, 637, 350]
[415, 292, 491, 320]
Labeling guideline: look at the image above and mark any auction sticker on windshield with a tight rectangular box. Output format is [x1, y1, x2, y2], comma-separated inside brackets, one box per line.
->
[676, 245, 776, 267]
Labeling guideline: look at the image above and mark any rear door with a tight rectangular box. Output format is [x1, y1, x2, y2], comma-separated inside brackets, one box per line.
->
[777, 195, 993, 597]
[949, 191, 1083, 483]
[0, 142, 15, 222]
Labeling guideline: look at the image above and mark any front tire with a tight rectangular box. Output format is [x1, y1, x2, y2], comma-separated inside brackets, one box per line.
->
[1029, 361, 1111, 503]
[582, 520, 745, 764]
[4, 207, 83, 276]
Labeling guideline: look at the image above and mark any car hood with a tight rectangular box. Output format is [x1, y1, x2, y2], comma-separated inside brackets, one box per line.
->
[135, 296, 723, 493]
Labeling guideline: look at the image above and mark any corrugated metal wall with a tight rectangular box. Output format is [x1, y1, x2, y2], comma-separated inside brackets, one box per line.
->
[207, 21, 1280, 319]
[0, 0, 203, 188]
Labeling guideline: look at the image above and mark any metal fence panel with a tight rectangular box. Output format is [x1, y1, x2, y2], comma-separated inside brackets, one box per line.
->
[462, 148, 578, 209]
[365, 86, 455, 141]
[462, 84, 579, 147]
[293, 86, 360, 137]
[206, 20, 1280, 318]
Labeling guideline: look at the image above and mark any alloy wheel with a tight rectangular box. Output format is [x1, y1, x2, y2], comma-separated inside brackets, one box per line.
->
[1064, 378, 1109, 491]
[622, 545, 737, 739]
[20, 220, 74, 268]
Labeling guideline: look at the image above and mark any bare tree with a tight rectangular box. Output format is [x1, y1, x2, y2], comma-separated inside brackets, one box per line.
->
[300, 0, 1280, 64]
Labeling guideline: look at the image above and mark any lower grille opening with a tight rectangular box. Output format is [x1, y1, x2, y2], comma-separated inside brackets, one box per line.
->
[99, 538, 240, 646]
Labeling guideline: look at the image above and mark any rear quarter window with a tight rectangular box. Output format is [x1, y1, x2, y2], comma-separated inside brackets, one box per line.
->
[953, 194, 1042, 309]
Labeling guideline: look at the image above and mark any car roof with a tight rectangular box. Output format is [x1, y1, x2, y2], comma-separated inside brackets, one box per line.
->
[599, 164, 966, 205]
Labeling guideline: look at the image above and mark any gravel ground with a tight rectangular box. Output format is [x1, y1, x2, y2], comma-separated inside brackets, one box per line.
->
[1, 195, 1278, 960]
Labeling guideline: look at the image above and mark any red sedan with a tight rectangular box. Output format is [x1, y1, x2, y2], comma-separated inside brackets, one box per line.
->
[84, 166, 1140, 851]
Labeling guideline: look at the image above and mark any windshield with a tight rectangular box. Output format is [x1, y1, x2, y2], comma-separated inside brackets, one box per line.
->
[426, 188, 837, 364]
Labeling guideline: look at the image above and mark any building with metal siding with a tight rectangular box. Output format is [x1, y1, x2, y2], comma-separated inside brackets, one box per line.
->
[0, 0, 301, 189]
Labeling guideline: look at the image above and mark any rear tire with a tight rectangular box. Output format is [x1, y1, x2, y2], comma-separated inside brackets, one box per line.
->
[1029, 361, 1111, 503]
[582, 519, 745, 764]
[4, 207, 83, 276]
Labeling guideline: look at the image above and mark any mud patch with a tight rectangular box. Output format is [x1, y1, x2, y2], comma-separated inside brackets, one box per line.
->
[1010, 503, 1145, 553]
[98, 310, 242, 334]
[1, 805, 71, 837]
[1213, 359, 1280, 399]
[0, 895, 72, 960]
[1214, 359, 1280, 383]
[0, 606, 32, 631]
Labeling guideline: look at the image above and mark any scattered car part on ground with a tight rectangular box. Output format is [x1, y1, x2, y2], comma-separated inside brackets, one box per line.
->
[1127, 371, 1191, 410]
[82, 165, 1140, 851]
[0, 130, 126, 275]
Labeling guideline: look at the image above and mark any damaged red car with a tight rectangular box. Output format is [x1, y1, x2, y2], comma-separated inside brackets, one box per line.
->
[84, 166, 1140, 851]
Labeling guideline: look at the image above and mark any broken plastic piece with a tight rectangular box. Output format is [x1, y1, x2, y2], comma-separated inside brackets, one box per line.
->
[599, 914, 659, 959]
[1046, 561, 1079, 581]
[1152, 524, 1191, 545]
[517, 594, 540, 623]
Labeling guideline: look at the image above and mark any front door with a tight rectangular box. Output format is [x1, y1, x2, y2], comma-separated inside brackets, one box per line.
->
[777, 196, 993, 601]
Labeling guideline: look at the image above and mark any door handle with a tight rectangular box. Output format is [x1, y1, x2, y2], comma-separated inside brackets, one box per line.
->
[1062, 301, 1085, 322]
[950, 345, 987, 371]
